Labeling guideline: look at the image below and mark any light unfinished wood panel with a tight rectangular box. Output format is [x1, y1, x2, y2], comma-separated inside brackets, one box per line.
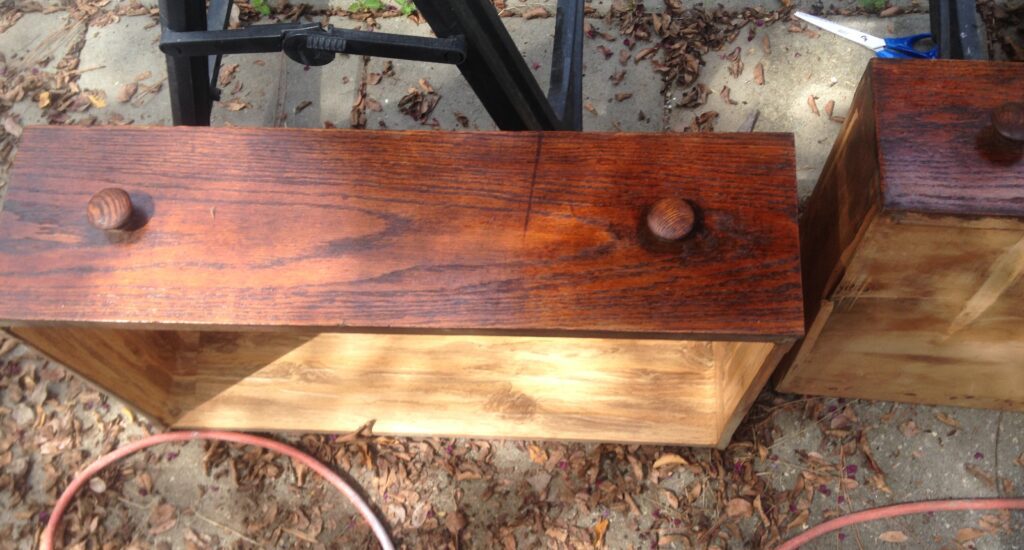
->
[781, 295, 1024, 410]
[714, 341, 788, 447]
[836, 215, 1024, 306]
[9, 326, 180, 420]
[168, 332, 742, 445]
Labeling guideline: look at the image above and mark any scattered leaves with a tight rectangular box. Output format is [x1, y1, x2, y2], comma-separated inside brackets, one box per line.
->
[676, 83, 711, 108]
[398, 79, 441, 124]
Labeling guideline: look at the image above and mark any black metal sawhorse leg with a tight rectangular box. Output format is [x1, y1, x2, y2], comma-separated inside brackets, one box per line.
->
[157, 0, 584, 130]
[160, 0, 211, 126]
[929, 0, 985, 59]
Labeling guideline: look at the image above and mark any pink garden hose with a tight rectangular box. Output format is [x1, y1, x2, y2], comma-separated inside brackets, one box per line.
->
[41, 430, 395, 550]
[777, 498, 1024, 549]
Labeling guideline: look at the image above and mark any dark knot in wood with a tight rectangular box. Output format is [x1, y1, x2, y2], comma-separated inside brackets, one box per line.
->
[646, 198, 695, 242]
[87, 188, 133, 230]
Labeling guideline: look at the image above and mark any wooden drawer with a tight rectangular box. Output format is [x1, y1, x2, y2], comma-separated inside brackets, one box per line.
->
[776, 60, 1024, 410]
[0, 127, 802, 446]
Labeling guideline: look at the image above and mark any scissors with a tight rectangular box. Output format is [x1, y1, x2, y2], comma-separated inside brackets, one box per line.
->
[794, 11, 938, 59]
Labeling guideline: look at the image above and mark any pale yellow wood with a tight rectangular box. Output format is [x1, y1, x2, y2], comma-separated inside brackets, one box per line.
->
[779, 215, 1024, 410]
[167, 332, 777, 445]
[714, 341, 786, 448]
[9, 326, 181, 420]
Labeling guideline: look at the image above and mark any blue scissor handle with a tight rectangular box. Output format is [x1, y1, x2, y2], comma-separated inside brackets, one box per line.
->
[880, 33, 938, 59]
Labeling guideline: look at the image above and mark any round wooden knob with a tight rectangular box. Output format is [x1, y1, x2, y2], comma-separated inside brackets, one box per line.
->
[647, 198, 695, 241]
[87, 188, 133, 230]
[993, 102, 1024, 142]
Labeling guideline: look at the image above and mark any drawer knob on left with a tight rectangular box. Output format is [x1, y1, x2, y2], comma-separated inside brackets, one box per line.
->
[87, 187, 133, 230]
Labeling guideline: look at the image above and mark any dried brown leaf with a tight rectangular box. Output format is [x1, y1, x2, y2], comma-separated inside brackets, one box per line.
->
[879, 6, 903, 17]
[878, 530, 908, 543]
[934, 411, 960, 428]
[610, 69, 626, 85]
[753, 63, 764, 85]
[614, 92, 633, 102]
[955, 527, 986, 543]
[653, 453, 688, 469]
[148, 503, 177, 535]
[546, 527, 568, 542]
[762, 35, 771, 55]
[3, 117, 23, 138]
[900, 420, 919, 437]
[635, 46, 658, 63]
[824, 99, 836, 118]
[720, 86, 738, 105]
[522, 6, 550, 19]
[593, 518, 609, 547]
[725, 498, 753, 518]
[445, 511, 467, 534]
[528, 444, 547, 465]
[584, 100, 597, 115]
[117, 82, 138, 103]
[965, 463, 996, 489]
[807, 95, 819, 116]
[223, 99, 250, 111]
[785, 509, 809, 531]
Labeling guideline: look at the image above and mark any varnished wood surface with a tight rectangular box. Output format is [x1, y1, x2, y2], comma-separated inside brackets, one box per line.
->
[777, 60, 1024, 410]
[872, 60, 1024, 217]
[0, 127, 801, 339]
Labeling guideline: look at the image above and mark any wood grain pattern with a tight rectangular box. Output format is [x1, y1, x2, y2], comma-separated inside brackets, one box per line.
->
[777, 60, 1024, 410]
[796, 66, 882, 327]
[0, 127, 802, 339]
[167, 331, 780, 446]
[872, 60, 1024, 217]
[8, 326, 181, 420]
[778, 211, 1024, 409]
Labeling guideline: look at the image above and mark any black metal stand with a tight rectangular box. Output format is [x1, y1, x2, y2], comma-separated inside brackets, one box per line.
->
[157, 0, 583, 130]
[929, 0, 985, 59]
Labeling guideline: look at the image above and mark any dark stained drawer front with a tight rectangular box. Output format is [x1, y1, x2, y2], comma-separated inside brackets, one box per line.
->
[873, 60, 1024, 217]
[0, 127, 802, 339]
